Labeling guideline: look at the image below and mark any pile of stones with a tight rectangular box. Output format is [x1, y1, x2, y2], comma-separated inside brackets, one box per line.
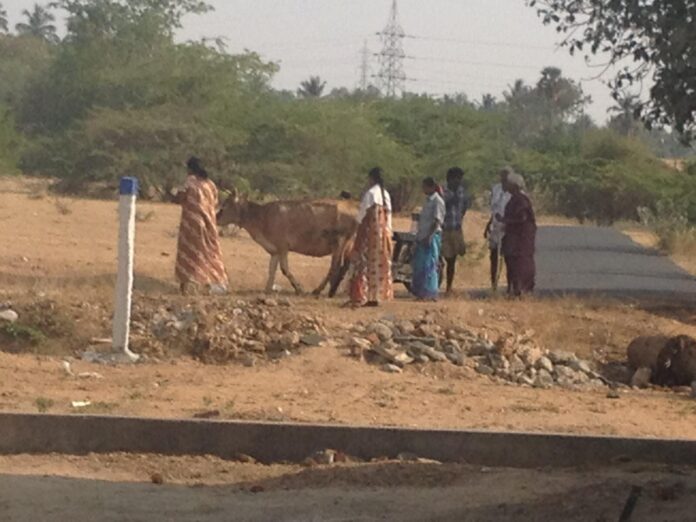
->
[129, 296, 327, 365]
[348, 315, 606, 390]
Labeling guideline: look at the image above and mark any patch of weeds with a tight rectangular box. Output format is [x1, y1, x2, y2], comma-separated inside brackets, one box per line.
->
[0, 322, 46, 348]
[202, 396, 214, 408]
[53, 198, 73, 216]
[129, 391, 144, 401]
[35, 397, 55, 413]
[81, 401, 118, 414]
[19, 300, 75, 338]
[222, 399, 236, 416]
[436, 387, 457, 395]
[27, 187, 47, 200]
[136, 210, 155, 223]
[509, 403, 542, 414]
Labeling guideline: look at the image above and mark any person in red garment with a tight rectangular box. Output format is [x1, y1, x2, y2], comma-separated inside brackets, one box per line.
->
[173, 157, 229, 295]
[496, 172, 536, 297]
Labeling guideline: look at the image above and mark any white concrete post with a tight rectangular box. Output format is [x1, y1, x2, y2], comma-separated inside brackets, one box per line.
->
[112, 177, 140, 362]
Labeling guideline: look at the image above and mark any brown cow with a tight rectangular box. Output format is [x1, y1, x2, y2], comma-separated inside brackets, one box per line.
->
[217, 189, 358, 296]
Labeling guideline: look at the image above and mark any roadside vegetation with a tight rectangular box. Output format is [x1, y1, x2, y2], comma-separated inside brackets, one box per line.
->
[0, 0, 694, 229]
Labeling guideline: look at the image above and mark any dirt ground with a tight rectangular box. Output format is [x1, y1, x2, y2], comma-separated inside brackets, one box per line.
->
[1, 176, 696, 440]
[0, 453, 695, 521]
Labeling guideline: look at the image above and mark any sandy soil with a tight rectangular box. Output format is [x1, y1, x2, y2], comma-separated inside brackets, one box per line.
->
[1, 176, 696, 440]
[0, 453, 694, 521]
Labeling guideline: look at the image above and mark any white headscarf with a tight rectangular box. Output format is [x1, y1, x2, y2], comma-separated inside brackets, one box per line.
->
[507, 172, 526, 190]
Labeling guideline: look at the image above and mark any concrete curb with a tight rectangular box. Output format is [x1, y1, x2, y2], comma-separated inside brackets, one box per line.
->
[0, 413, 694, 468]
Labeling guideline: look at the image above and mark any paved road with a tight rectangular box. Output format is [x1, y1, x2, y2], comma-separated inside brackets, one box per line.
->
[2, 468, 695, 522]
[535, 226, 696, 300]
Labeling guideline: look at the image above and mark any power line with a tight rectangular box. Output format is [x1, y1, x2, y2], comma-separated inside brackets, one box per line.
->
[408, 77, 511, 91]
[405, 34, 552, 51]
[407, 55, 543, 72]
[375, 0, 407, 97]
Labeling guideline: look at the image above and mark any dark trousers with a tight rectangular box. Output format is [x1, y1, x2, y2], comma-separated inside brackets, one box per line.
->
[490, 248, 501, 289]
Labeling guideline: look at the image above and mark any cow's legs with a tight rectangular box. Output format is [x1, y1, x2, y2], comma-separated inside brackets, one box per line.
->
[312, 273, 331, 296]
[312, 251, 338, 296]
[279, 252, 305, 295]
[329, 258, 351, 298]
[265, 255, 280, 293]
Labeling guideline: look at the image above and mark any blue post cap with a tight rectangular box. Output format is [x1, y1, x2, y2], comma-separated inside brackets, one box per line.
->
[119, 177, 139, 196]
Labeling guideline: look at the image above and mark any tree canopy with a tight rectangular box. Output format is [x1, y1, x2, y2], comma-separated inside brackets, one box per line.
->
[15, 4, 59, 44]
[298, 76, 327, 99]
[0, 0, 694, 225]
[0, 3, 8, 33]
[529, 0, 696, 141]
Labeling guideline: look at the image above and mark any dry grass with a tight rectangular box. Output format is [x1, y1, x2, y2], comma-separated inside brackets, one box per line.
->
[53, 198, 73, 216]
[622, 224, 696, 276]
[135, 209, 156, 222]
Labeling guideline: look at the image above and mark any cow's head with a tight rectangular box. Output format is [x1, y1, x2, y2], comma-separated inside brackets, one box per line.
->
[217, 187, 248, 226]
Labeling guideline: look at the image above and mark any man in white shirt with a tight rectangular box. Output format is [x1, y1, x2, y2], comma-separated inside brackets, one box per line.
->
[485, 167, 512, 290]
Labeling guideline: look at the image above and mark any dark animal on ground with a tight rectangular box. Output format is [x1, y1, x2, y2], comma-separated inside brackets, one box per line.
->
[652, 335, 696, 387]
[627, 335, 669, 371]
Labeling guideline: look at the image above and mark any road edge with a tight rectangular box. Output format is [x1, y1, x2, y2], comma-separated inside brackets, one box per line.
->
[0, 413, 695, 468]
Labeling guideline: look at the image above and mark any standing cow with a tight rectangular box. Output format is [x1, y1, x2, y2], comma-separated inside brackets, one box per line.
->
[217, 189, 358, 296]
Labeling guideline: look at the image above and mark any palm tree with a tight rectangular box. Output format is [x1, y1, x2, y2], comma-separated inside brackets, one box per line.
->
[536, 66, 564, 102]
[15, 4, 59, 44]
[480, 93, 497, 111]
[297, 76, 326, 98]
[608, 92, 641, 136]
[0, 3, 8, 33]
[505, 79, 528, 100]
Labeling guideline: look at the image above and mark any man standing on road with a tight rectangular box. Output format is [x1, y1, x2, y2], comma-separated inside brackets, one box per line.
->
[485, 167, 512, 291]
[441, 167, 470, 294]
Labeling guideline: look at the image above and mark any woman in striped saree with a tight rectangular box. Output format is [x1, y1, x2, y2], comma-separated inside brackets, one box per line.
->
[174, 157, 229, 295]
[349, 167, 394, 307]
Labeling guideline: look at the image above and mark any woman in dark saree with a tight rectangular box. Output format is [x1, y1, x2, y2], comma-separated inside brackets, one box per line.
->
[497, 172, 536, 297]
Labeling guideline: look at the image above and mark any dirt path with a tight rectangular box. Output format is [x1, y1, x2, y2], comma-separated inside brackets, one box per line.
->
[0, 454, 694, 521]
[2, 348, 695, 439]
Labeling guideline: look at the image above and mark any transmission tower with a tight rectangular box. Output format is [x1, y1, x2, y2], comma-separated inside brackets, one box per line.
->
[359, 40, 371, 91]
[375, 0, 406, 97]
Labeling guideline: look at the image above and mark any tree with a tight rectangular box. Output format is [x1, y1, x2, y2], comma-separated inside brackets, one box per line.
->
[480, 93, 497, 111]
[503, 69, 588, 148]
[15, 4, 59, 43]
[55, 0, 212, 41]
[608, 92, 642, 137]
[297, 76, 326, 98]
[536, 66, 589, 119]
[0, 3, 8, 33]
[529, 0, 696, 141]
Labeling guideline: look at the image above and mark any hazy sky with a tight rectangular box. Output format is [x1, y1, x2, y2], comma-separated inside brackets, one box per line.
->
[3, 0, 618, 122]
